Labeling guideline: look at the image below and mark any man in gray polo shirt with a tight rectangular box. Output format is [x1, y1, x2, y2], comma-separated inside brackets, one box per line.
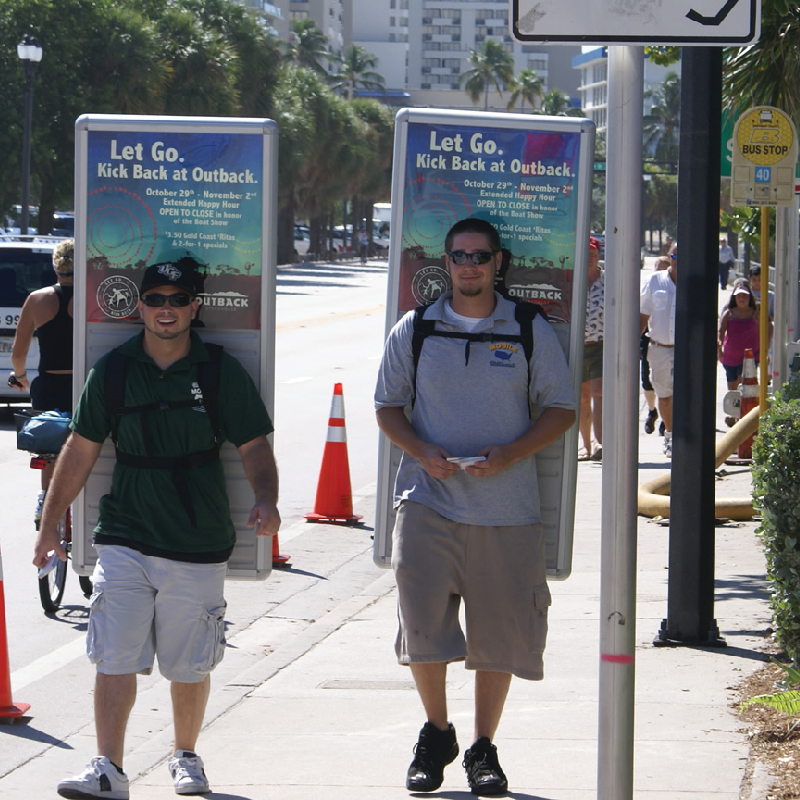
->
[375, 218, 575, 796]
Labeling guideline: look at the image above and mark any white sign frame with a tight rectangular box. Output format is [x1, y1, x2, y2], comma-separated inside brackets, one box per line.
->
[72, 114, 278, 581]
[373, 108, 595, 580]
[511, 0, 761, 45]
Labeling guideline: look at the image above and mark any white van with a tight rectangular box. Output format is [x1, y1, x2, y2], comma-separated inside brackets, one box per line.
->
[0, 236, 66, 402]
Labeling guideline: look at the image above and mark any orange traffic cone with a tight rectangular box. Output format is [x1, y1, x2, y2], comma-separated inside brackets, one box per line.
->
[305, 383, 363, 524]
[738, 348, 759, 461]
[272, 533, 290, 569]
[0, 541, 30, 721]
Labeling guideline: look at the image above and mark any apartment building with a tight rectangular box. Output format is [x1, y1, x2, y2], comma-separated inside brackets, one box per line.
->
[237, 0, 290, 39]
[573, 47, 682, 138]
[290, 0, 352, 72]
[352, 0, 580, 111]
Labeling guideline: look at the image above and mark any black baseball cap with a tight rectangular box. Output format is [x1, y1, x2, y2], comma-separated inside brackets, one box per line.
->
[139, 261, 197, 296]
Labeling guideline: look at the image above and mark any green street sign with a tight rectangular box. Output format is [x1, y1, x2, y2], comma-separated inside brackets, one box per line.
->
[594, 161, 606, 171]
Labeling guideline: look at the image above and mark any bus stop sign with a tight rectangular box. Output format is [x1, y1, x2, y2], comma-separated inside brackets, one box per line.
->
[731, 106, 798, 207]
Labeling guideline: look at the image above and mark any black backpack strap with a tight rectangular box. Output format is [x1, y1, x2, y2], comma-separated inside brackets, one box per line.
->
[411, 305, 435, 375]
[514, 301, 546, 415]
[411, 305, 435, 405]
[513, 301, 545, 365]
[104, 348, 131, 447]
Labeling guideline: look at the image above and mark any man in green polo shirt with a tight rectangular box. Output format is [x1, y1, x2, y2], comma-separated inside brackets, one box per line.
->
[34, 260, 280, 800]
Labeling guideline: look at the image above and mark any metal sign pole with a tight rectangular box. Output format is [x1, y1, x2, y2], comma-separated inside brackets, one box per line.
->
[760, 207, 771, 408]
[597, 46, 643, 800]
[774, 205, 791, 390]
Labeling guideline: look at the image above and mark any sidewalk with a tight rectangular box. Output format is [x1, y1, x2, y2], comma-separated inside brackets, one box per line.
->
[119, 411, 768, 797]
[2, 305, 772, 798]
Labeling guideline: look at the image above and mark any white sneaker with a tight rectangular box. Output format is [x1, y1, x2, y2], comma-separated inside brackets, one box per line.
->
[57, 756, 129, 799]
[168, 751, 210, 795]
[663, 433, 673, 458]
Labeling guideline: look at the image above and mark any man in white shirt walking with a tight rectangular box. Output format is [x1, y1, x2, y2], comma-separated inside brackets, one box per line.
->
[640, 250, 677, 457]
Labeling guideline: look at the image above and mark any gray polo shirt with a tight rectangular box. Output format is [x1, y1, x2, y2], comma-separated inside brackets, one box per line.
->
[375, 292, 575, 526]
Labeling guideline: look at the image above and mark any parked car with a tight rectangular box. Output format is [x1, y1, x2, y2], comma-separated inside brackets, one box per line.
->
[294, 229, 310, 258]
[0, 236, 68, 402]
[52, 211, 75, 237]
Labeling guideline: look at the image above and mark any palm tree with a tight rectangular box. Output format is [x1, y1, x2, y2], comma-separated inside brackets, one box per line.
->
[286, 18, 330, 75]
[542, 89, 567, 115]
[506, 68, 543, 113]
[332, 45, 385, 100]
[461, 39, 514, 111]
[724, 0, 800, 124]
[156, 12, 239, 116]
[643, 71, 681, 165]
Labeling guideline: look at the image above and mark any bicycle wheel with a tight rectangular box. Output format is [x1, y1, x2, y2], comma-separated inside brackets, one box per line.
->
[38, 514, 68, 613]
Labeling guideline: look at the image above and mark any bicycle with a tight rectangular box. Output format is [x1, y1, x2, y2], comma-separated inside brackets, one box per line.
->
[30, 452, 93, 612]
[12, 400, 93, 613]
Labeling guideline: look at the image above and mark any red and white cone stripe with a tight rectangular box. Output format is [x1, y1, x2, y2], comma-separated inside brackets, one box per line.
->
[0, 542, 30, 718]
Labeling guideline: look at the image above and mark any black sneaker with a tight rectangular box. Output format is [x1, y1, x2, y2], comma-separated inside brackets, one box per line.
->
[659, 420, 666, 436]
[406, 722, 459, 792]
[644, 408, 658, 434]
[463, 738, 508, 796]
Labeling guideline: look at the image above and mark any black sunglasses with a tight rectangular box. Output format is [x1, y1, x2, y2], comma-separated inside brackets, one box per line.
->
[447, 250, 496, 265]
[141, 293, 193, 307]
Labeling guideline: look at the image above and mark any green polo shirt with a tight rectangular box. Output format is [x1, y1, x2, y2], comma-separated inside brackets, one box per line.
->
[72, 331, 273, 561]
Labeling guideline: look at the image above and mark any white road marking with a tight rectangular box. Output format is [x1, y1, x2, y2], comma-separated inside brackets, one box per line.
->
[11, 636, 87, 692]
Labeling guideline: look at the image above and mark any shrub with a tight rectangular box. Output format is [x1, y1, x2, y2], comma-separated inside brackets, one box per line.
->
[752, 376, 800, 663]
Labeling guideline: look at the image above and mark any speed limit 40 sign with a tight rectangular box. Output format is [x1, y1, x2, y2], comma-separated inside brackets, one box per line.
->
[731, 106, 798, 207]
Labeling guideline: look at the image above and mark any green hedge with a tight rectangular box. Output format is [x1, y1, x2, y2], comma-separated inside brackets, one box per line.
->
[752, 376, 800, 663]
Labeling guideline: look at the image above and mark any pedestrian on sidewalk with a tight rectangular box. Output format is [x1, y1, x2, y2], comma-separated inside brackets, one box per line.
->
[640, 248, 678, 457]
[357, 228, 369, 264]
[375, 218, 575, 796]
[748, 264, 775, 321]
[34, 259, 281, 800]
[640, 255, 670, 437]
[718, 282, 768, 426]
[718, 237, 736, 291]
[579, 236, 603, 461]
[718, 283, 762, 389]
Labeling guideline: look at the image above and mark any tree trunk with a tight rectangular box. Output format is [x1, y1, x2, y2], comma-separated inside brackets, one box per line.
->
[37, 165, 55, 236]
[277, 200, 295, 265]
[310, 215, 325, 259]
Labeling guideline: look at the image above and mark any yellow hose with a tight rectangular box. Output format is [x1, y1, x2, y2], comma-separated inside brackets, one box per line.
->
[637, 404, 762, 520]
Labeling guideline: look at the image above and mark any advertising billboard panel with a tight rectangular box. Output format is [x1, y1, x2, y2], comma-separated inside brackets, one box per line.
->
[73, 115, 278, 580]
[374, 109, 595, 579]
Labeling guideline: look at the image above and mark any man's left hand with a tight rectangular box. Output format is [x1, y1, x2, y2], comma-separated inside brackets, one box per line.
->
[465, 445, 512, 477]
[247, 502, 281, 536]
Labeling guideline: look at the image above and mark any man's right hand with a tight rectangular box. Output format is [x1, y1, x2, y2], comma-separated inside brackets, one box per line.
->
[417, 444, 459, 480]
[33, 525, 67, 568]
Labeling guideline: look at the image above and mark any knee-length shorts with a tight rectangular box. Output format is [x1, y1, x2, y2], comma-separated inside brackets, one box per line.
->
[647, 341, 675, 399]
[87, 545, 228, 683]
[391, 501, 551, 681]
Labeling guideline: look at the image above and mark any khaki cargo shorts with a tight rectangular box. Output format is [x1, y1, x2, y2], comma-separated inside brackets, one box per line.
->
[391, 501, 551, 681]
[87, 545, 227, 683]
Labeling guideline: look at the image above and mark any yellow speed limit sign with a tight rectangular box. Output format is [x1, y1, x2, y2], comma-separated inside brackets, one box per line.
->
[731, 106, 798, 207]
